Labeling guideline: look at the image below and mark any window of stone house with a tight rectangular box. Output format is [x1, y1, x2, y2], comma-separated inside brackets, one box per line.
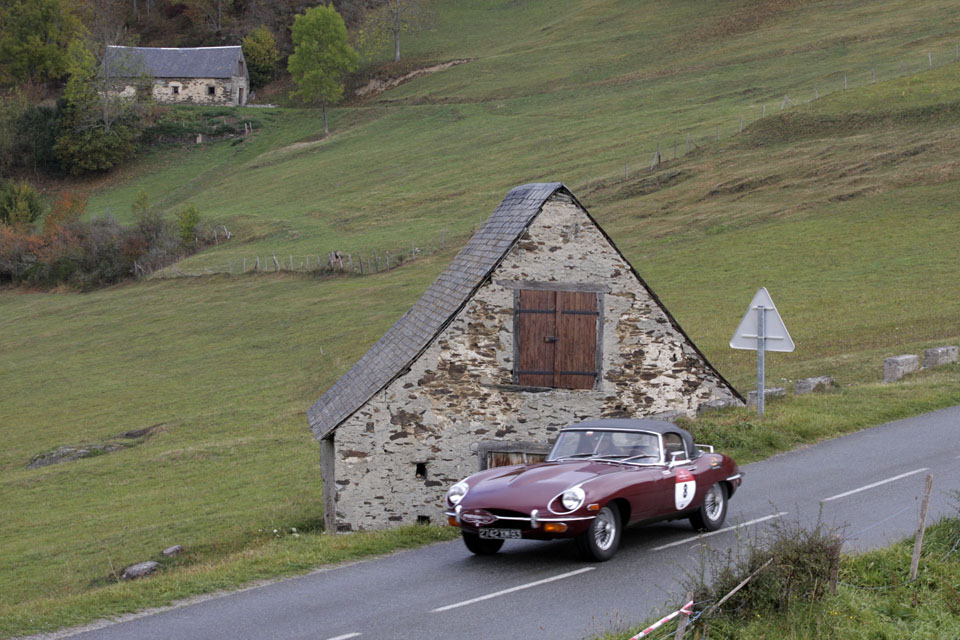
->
[513, 288, 602, 389]
[207, 85, 216, 96]
[172, 85, 180, 95]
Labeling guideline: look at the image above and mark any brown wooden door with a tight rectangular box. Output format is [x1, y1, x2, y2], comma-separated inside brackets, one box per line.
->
[516, 289, 598, 389]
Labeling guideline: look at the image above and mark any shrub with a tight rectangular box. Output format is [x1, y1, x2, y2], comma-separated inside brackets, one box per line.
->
[0, 180, 45, 227]
[176, 205, 201, 246]
[683, 513, 844, 619]
[44, 190, 87, 233]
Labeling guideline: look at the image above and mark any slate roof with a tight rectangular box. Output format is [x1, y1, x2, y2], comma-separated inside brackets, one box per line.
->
[103, 46, 246, 79]
[307, 182, 565, 439]
[307, 182, 743, 441]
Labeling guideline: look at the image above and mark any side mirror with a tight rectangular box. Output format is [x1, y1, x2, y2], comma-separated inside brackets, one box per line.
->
[667, 451, 684, 468]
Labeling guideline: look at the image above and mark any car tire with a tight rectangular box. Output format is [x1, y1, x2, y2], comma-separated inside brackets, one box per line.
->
[461, 531, 504, 555]
[690, 483, 727, 531]
[576, 505, 621, 562]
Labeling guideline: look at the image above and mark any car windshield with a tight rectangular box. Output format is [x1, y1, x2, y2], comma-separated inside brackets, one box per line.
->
[548, 430, 661, 463]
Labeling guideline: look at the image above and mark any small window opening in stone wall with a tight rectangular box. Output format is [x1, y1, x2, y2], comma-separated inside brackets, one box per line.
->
[172, 85, 180, 95]
[207, 85, 216, 96]
[417, 515, 431, 525]
[415, 462, 427, 478]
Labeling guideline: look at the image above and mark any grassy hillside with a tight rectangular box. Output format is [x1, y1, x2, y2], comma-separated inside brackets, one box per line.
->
[4, 0, 960, 635]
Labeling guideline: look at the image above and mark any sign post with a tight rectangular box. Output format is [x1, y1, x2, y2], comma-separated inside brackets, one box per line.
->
[730, 288, 794, 415]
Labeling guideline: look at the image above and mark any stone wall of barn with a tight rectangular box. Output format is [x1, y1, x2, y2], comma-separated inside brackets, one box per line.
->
[113, 77, 247, 106]
[329, 194, 740, 531]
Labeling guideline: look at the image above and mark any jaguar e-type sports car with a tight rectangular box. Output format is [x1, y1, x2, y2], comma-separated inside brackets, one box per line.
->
[445, 419, 742, 561]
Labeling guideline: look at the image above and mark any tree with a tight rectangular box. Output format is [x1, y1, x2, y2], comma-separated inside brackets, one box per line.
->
[355, 0, 423, 63]
[242, 26, 279, 90]
[0, 180, 45, 227]
[182, 0, 235, 37]
[287, 5, 358, 135]
[0, 0, 85, 91]
[52, 39, 145, 175]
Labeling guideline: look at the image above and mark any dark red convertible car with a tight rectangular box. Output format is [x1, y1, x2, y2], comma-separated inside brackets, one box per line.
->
[445, 419, 742, 561]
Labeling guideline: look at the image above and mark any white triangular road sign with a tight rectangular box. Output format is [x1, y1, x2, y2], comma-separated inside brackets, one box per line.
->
[730, 287, 795, 352]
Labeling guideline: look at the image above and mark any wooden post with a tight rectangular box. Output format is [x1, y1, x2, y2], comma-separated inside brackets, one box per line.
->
[762, 103, 766, 117]
[273, 255, 280, 271]
[739, 115, 743, 133]
[256, 256, 260, 271]
[624, 162, 628, 180]
[386, 252, 391, 270]
[675, 592, 694, 640]
[411, 240, 415, 259]
[844, 74, 848, 90]
[289, 255, 293, 270]
[373, 250, 379, 273]
[829, 535, 842, 594]
[348, 254, 353, 272]
[214, 228, 218, 245]
[872, 68, 876, 83]
[814, 85, 819, 100]
[651, 143, 660, 170]
[910, 474, 934, 580]
[716, 124, 720, 139]
[242, 258, 246, 273]
[928, 52, 933, 67]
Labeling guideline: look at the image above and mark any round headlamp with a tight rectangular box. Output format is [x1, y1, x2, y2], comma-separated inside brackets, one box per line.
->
[561, 487, 585, 512]
[446, 481, 469, 506]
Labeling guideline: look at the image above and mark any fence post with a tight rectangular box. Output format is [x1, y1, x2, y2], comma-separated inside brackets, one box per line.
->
[675, 592, 694, 640]
[762, 103, 766, 117]
[928, 52, 933, 67]
[242, 258, 246, 273]
[289, 255, 293, 270]
[844, 74, 848, 90]
[739, 115, 743, 133]
[441, 229, 445, 250]
[872, 68, 876, 83]
[348, 254, 354, 272]
[386, 252, 391, 270]
[686, 133, 691, 153]
[651, 143, 661, 170]
[716, 124, 720, 140]
[910, 474, 934, 580]
[256, 256, 260, 271]
[273, 255, 280, 272]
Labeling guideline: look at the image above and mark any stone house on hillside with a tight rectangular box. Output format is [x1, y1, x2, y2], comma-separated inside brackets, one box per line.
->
[307, 183, 743, 532]
[104, 45, 249, 106]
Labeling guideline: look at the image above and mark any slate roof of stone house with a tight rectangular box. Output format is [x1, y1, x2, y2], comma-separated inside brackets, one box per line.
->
[307, 182, 742, 440]
[103, 46, 246, 79]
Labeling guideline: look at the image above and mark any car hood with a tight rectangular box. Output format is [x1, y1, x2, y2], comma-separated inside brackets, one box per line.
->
[461, 460, 627, 512]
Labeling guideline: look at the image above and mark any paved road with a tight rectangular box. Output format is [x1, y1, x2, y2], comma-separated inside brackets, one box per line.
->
[64, 406, 960, 640]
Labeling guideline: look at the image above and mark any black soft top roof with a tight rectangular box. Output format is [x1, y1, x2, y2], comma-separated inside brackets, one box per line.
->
[562, 418, 700, 458]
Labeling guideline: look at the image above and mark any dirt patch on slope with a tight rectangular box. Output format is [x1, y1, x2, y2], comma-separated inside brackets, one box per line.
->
[354, 59, 472, 100]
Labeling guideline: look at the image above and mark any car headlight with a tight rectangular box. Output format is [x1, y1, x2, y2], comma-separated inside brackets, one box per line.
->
[561, 487, 585, 511]
[446, 481, 469, 506]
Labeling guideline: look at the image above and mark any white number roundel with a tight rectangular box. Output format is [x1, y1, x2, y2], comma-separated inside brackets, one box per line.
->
[674, 468, 696, 510]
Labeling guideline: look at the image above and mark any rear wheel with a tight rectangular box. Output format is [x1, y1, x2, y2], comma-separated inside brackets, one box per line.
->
[576, 505, 621, 562]
[462, 531, 504, 555]
[690, 483, 727, 531]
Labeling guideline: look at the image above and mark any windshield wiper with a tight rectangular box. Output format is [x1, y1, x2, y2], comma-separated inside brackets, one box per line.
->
[553, 453, 597, 461]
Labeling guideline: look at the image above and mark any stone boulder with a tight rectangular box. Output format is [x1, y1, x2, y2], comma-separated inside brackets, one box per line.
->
[27, 444, 124, 469]
[923, 346, 958, 368]
[162, 545, 184, 557]
[794, 376, 838, 395]
[121, 561, 159, 580]
[746, 387, 786, 407]
[883, 355, 919, 383]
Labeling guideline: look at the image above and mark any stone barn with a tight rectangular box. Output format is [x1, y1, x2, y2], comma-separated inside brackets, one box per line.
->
[104, 45, 249, 106]
[307, 183, 742, 532]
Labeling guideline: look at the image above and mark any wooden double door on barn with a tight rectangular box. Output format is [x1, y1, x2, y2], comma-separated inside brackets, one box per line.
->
[514, 289, 601, 390]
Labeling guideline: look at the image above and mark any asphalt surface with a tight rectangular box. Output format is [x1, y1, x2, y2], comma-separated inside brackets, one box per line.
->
[61, 405, 960, 640]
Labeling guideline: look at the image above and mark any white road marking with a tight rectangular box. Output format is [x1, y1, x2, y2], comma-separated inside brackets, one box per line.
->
[652, 512, 788, 552]
[431, 567, 595, 613]
[324, 634, 361, 640]
[822, 468, 930, 502]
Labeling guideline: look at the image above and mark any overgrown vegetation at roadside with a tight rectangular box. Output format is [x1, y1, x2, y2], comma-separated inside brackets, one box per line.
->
[607, 508, 960, 640]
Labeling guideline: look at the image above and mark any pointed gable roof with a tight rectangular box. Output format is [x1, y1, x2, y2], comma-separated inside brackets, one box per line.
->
[104, 46, 246, 79]
[307, 182, 741, 440]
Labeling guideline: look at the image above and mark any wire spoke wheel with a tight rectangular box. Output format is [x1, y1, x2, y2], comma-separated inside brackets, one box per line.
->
[577, 505, 621, 561]
[690, 483, 727, 532]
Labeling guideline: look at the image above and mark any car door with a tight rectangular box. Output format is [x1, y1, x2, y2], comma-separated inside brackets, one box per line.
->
[657, 432, 699, 515]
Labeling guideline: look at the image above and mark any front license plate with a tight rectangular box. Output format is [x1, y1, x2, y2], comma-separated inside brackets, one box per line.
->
[479, 528, 521, 539]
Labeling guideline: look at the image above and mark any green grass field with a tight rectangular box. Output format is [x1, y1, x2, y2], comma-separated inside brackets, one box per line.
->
[4, 0, 960, 635]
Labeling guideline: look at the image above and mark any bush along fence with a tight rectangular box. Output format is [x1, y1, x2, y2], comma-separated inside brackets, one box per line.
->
[577, 43, 960, 195]
[628, 474, 950, 640]
[157, 229, 454, 279]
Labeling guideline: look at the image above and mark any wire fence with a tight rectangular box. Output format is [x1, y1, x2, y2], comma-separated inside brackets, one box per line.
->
[152, 228, 455, 279]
